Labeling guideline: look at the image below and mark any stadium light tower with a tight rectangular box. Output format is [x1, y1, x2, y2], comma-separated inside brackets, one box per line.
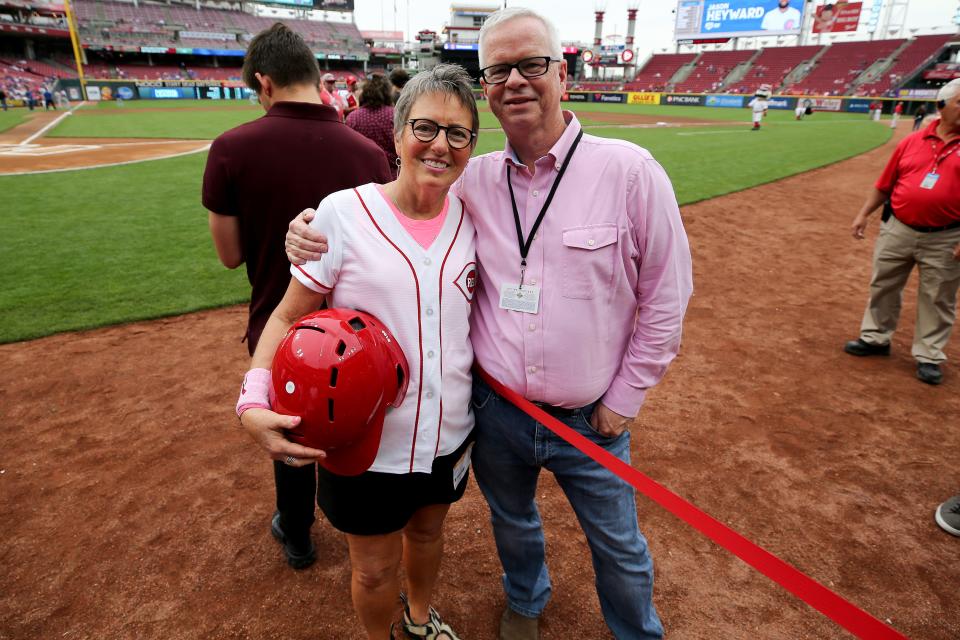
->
[625, 2, 639, 81]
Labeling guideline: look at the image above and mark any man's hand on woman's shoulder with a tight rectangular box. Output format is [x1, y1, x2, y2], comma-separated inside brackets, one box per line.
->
[286, 209, 328, 265]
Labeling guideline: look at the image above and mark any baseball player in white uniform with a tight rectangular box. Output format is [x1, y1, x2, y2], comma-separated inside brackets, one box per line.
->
[749, 93, 769, 131]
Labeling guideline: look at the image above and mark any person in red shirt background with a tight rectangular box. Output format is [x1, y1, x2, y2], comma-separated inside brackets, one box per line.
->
[343, 74, 360, 117]
[844, 78, 960, 386]
[320, 72, 346, 120]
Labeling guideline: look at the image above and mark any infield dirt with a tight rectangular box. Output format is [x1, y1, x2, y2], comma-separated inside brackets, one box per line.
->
[1, 122, 957, 639]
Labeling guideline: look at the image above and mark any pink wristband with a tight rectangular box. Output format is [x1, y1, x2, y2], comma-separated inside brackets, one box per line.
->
[237, 368, 272, 419]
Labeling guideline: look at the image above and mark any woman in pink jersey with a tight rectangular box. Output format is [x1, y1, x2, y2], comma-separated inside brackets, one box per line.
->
[238, 64, 478, 640]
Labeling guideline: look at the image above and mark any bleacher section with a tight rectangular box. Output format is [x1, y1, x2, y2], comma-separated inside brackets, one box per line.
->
[624, 53, 696, 91]
[71, 0, 366, 55]
[783, 38, 904, 95]
[727, 45, 822, 94]
[672, 49, 755, 93]
[854, 33, 954, 96]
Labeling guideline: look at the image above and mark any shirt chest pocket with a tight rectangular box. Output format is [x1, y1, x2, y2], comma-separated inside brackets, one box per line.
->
[560, 224, 619, 300]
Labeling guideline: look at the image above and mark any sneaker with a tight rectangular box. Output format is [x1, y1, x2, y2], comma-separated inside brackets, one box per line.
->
[917, 362, 943, 385]
[935, 495, 960, 536]
[399, 592, 460, 639]
[499, 607, 539, 640]
[843, 338, 891, 357]
[270, 511, 316, 569]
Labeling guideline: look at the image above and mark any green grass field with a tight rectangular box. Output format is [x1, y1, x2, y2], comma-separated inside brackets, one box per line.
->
[0, 109, 29, 134]
[0, 102, 892, 343]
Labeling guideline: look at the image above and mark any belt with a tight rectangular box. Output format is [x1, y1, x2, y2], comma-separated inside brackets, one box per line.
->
[531, 401, 580, 418]
[893, 212, 960, 233]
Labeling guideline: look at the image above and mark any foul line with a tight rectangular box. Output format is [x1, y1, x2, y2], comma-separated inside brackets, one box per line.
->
[475, 365, 907, 640]
[0, 144, 211, 177]
[19, 101, 87, 146]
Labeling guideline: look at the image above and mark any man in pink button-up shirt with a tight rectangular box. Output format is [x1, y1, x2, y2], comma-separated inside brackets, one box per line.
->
[287, 8, 691, 639]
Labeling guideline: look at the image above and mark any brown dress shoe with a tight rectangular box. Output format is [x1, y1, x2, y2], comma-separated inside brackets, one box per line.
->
[499, 607, 539, 640]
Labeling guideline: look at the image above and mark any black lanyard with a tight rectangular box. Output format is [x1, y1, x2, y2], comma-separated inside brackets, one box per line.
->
[506, 129, 583, 288]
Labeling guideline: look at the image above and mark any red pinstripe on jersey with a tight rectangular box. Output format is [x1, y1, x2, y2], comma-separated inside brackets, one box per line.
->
[434, 208, 466, 457]
[354, 188, 424, 473]
[293, 264, 333, 292]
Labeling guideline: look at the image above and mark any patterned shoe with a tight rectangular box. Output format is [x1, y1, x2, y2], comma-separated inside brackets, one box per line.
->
[399, 592, 460, 640]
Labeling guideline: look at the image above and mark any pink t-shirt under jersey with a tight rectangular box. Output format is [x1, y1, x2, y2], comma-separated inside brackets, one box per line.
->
[376, 184, 448, 249]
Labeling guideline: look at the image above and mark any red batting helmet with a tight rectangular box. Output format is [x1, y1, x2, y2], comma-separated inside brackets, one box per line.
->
[346, 74, 357, 86]
[270, 309, 408, 476]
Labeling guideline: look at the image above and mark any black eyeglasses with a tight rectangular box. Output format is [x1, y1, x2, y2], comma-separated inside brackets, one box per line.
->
[478, 56, 561, 85]
[407, 118, 476, 149]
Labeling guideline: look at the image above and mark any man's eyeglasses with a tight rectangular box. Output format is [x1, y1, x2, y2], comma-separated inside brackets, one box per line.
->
[407, 118, 476, 149]
[478, 56, 561, 85]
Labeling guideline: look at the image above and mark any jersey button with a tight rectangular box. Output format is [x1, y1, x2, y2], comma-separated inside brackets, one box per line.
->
[424, 257, 432, 266]
[426, 391, 434, 399]
[528, 365, 537, 373]
[528, 323, 536, 331]
[426, 307, 434, 316]
[532, 190, 539, 197]
[427, 350, 435, 358]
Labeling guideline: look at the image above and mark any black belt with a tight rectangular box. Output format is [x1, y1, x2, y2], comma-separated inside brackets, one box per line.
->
[531, 401, 579, 418]
[893, 211, 960, 233]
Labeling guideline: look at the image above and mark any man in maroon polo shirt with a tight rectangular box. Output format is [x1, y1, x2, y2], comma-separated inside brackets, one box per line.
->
[203, 23, 392, 568]
[845, 78, 960, 385]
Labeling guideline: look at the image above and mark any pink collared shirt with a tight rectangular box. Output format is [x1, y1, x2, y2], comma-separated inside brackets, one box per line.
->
[454, 112, 692, 416]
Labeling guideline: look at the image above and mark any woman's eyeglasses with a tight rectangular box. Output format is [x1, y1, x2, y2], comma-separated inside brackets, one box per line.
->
[407, 119, 476, 149]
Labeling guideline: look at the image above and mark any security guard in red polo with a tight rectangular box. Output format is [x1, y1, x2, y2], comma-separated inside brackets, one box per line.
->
[845, 78, 960, 385]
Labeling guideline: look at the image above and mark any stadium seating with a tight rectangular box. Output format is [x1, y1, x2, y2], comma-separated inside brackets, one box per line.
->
[853, 33, 955, 96]
[726, 45, 822, 94]
[624, 53, 696, 91]
[71, 0, 367, 54]
[671, 49, 755, 93]
[783, 38, 905, 95]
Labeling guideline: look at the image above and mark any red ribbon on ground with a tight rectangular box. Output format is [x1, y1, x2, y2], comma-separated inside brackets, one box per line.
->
[475, 366, 907, 640]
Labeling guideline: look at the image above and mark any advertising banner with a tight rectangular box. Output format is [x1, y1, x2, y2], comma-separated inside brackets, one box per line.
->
[594, 92, 627, 104]
[315, 0, 354, 10]
[563, 92, 590, 102]
[179, 31, 235, 41]
[809, 97, 842, 111]
[628, 92, 662, 105]
[765, 96, 796, 109]
[705, 94, 745, 108]
[812, 2, 862, 33]
[844, 98, 873, 113]
[663, 93, 704, 106]
[258, 0, 314, 6]
[923, 68, 960, 80]
[138, 86, 198, 99]
[897, 88, 937, 99]
[674, 0, 805, 40]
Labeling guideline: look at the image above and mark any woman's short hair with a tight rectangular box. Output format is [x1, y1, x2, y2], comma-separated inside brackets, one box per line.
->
[393, 64, 479, 143]
[242, 23, 319, 93]
[359, 73, 392, 109]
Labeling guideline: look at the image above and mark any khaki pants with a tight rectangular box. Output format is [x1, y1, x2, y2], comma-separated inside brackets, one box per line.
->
[860, 216, 960, 363]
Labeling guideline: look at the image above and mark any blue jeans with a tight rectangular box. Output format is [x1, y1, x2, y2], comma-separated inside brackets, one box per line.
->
[471, 378, 663, 640]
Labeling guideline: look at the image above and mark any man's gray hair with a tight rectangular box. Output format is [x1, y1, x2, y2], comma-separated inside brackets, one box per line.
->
[478, 7, 562, 68]
[393, 63, 479, 141]
[936, 78, 960, 105]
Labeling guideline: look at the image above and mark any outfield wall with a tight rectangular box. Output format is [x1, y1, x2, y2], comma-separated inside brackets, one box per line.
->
[58, 79, 252, 102]
[562, 91, 937, 114]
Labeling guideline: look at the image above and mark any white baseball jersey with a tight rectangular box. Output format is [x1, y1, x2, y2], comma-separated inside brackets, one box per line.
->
[291, 183, 477, 474]
[749, 97, 768, 123]
[761, 6, 801, 31]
